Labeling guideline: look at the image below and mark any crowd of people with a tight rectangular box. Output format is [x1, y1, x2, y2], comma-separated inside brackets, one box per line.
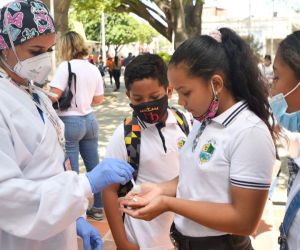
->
[0, 1, 300, 250]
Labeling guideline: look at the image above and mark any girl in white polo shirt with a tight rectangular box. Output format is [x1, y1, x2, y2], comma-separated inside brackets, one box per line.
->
[121, 28, 276, 250]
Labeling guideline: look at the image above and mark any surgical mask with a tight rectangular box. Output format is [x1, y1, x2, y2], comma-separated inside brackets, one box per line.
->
[130, 95, 168, 124]
[194, 82, 219, 122]
[13, 52, 52, 84]
[270, 81, 300, 132]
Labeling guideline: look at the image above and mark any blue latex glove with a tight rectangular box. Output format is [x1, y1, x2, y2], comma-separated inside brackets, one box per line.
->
[76, 217, 102, 250]
[86, 158, 134, 194]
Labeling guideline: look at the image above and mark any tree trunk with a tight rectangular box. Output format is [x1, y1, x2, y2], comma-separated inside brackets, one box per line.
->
[172, 0, 203, 49]
[44, 0, 71, 37]
[119, 0, 204, 50]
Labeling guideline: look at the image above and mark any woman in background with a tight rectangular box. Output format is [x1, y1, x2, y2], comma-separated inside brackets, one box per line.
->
[50, 31, 105, 221]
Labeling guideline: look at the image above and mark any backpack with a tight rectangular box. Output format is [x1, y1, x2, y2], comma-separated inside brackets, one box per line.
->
[118, 108, 190, 197]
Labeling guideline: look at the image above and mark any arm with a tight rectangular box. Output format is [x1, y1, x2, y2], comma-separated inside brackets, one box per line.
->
[103, 184, 137, 249]
[48, 62, 68, 103]
[92, 69, 104, 107]
[164, 186, 268, 235]
[103, 124, 139, 250]
[91, 95, 104, 106]
[123, 182, 268, 236]
[123, 126, 275, 236]
[49, 86, 63, 103]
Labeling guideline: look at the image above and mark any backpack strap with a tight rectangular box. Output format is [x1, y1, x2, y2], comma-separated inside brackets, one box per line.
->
[67, 62, 77, 107]
[170, 107, 190, 136]
[278, 190, 300, 250]
[118, 113, 141, 197]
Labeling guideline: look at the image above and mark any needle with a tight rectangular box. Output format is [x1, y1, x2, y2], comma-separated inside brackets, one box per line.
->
[131, 179, 137, 187]
[131, 179, 141, 194]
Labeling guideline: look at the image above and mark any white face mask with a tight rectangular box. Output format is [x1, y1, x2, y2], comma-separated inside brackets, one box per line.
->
[13, 52, 52, 84]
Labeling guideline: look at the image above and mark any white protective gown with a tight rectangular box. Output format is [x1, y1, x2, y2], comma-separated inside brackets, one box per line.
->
[0, 74, 92, 250]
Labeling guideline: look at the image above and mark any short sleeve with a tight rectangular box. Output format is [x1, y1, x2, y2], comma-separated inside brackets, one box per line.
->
[49, 61, 69, 91]
[229, 126, 276, 190]
[94, 72, 104, 96]
[105, 123, 127, 161]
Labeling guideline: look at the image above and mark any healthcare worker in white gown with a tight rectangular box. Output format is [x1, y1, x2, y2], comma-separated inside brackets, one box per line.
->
[0, 1, 134, 250]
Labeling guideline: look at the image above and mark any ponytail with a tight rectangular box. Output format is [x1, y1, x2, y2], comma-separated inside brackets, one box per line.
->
[219, 28, 275, 140]
[169, 27, 276, 140]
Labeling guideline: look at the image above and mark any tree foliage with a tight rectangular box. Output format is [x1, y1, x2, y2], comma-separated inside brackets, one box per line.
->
[105, 13, 138, 53]
[47, 0, 203, 49]
[70, 1, 158, 53]
[245, 35, 263, 61]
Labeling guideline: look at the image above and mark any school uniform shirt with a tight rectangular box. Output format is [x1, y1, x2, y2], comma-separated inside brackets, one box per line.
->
[281, 129, 300, 249]
[49, 59, 104, 116]
[0, 74, 92, 250]
[175, 101, 276, 237]
[105, 109, 187, 250]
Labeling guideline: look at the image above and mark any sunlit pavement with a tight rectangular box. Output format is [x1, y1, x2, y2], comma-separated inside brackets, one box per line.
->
[79, 75, 287, 250]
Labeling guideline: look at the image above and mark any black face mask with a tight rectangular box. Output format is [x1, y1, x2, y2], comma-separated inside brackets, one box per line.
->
[130, 95, 168, 124]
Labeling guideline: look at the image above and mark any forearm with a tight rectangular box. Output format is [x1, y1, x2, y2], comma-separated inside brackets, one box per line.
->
[92, 96, 104, 106]
[158, 176, 178, 197]
[103, 185, 128, 246]
[164, 189, 268, 235]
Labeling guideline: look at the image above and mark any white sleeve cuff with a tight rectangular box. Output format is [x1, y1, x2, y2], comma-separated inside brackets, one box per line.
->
[78, 174, 93, 197]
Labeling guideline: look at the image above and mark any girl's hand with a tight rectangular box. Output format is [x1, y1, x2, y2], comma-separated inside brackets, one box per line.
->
[119, 182, 162, 210]
[121, 195, 169, 221]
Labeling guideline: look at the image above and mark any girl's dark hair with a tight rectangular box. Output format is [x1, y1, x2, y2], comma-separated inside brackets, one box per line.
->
[169, 27, 275, 139]
[124, 54, 168, 90]
[277, 30, 300, 79]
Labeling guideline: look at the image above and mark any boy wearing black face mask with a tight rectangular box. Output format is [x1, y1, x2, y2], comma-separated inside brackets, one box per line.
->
[103, 54, 189, 250]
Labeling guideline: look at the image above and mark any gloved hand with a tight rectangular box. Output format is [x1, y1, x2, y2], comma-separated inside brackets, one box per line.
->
[86, 158, 134, 194]
[76, 217, 102, 250]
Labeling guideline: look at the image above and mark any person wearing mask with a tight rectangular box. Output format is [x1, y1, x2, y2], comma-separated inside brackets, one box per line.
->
[50, 31, 105, 221]
[103, 54, 189, 250]
[0, 1, 134, 250]
[120, 28, 276, 250]
[269, 30, 300, 250]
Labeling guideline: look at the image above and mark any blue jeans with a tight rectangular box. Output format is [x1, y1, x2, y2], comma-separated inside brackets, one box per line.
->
[60, 113, 102, 208]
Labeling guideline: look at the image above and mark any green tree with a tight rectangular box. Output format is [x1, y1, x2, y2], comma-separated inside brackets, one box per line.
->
[245, 35, 263, 62]
[104, 13, 138, 54]
[45, 0, 204, 49]
[44, 0, 72, 36]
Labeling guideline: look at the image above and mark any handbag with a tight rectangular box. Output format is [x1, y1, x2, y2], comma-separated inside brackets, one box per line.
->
[53, 61, 76, 110]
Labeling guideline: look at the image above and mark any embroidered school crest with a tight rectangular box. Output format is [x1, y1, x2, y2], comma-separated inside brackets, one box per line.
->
[199, 139, 216, 164]
[177, 137, 186, 149]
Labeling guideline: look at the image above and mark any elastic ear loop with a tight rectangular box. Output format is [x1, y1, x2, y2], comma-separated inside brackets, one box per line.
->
[284, 81, 300, 98]
[211, 81, 218, 98]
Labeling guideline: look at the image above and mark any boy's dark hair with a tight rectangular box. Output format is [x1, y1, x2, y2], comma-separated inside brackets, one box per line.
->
[124, 54, 168, 90]
[169, 27, 276, 140]
[277, 30, 300, 79]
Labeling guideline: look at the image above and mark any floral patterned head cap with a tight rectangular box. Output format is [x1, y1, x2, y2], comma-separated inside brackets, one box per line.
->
[0, 0, 55, 50]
